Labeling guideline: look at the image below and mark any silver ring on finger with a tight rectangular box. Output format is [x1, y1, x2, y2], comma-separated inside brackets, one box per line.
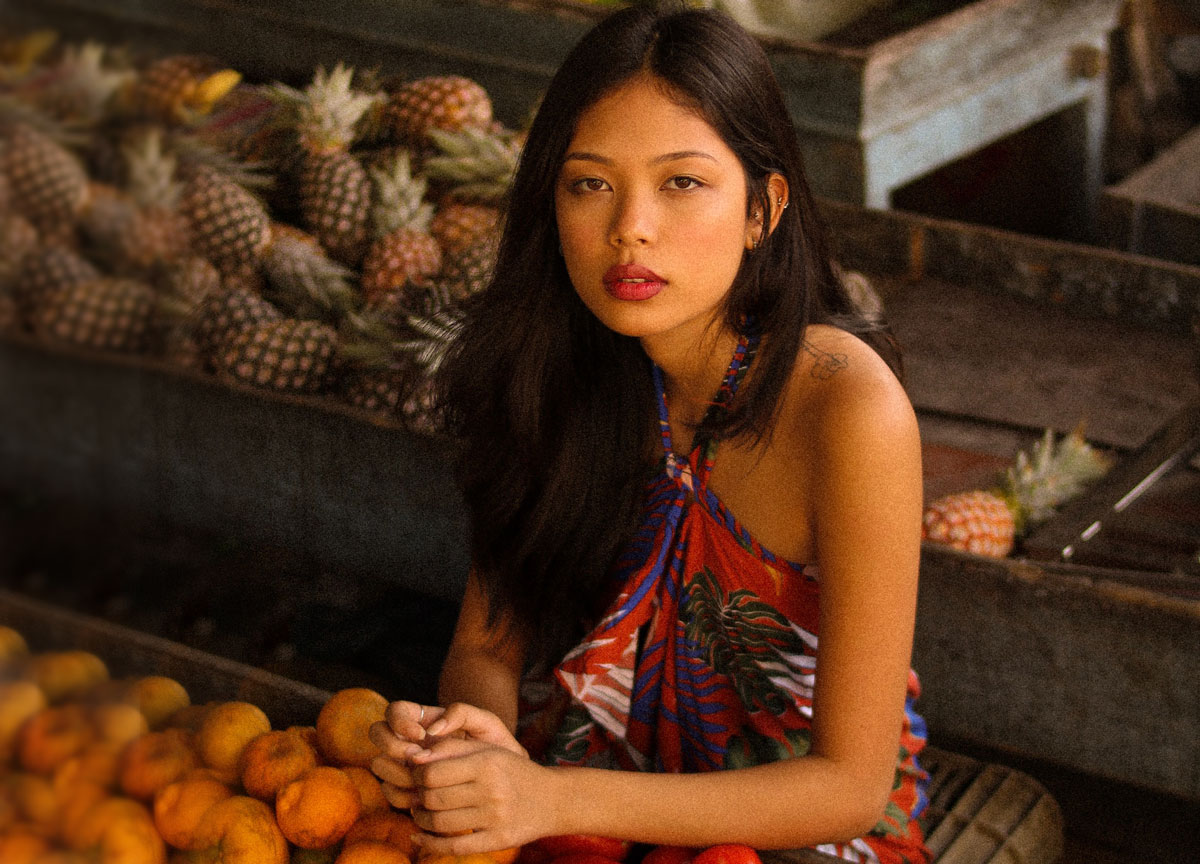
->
[419, 705, 425, 722]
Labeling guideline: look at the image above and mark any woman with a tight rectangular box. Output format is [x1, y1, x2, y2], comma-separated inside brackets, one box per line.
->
[370, 4, 929, 863]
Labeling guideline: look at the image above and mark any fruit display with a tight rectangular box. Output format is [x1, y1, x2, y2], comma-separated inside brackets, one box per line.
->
[0, 622, 766, 864]
[0, 30, 524, 436]
[921, 425, 1114, 558]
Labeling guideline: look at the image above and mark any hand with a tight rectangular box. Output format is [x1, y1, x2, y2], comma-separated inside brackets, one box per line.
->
[408, 736, 559, 856]
[370, 701, 528, 811]
[368, 700, 442, 809]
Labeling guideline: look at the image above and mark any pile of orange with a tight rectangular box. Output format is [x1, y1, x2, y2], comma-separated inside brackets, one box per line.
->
[0, 623, 528, 864]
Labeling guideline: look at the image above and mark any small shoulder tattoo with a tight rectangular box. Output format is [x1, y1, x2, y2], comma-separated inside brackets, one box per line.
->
[801, 341, 848, 380]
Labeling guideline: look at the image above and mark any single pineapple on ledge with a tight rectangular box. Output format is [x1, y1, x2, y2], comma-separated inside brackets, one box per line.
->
[922, 425, 1115, 558]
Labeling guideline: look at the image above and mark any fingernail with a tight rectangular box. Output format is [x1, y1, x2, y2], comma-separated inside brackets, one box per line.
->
[411, 834, 425, 847]
[426, 719, 447, 736]
[412, 748, 433, 760]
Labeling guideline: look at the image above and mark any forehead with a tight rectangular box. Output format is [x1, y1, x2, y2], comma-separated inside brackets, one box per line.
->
[567, 74, 728, 154]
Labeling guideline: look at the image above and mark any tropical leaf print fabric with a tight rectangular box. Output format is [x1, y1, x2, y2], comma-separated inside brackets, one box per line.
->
[517, 332, 931, 864]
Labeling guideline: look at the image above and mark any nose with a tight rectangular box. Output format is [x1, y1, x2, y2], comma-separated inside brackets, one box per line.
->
[609, 190, 654, 247]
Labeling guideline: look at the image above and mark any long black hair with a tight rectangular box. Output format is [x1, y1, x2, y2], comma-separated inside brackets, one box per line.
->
[438, 2, 900, 667]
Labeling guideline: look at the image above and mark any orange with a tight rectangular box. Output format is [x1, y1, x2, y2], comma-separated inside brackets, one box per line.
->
[275, 765, 362, 849]
[152, 774, 235, 850]
[164, 700, 216, 733]
[188, 794, 288, 864]
[336, 839, 414, 864]
[7, 771, 58, 832]
[16, 703, 94, 775]
[343, 809, 420, 856]
[343, 765, 390, 814]
[67, 794, 165, 863]
[57, 782, 114, 849]
[21, 650, 109, 703]
[118, 728, 200, 802]
[53, 742, 123, 791]
[289, 724, 325, 761]
[194, 701, 271, 784]
[90, 702, 151, 749]
[126, 676, 191, 730]
[239, 727, 319, 801]
[0, 681, 48, 762]
[0, 824, 53, 864]
[315, 687, 388, 768]
[0, 625, 31, 670]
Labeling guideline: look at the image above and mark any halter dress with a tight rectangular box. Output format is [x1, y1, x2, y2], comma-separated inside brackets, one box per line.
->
[518, 332, 931, 864]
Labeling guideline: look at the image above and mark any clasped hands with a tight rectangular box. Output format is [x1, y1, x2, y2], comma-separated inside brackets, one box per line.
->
[369, 701, 558, 855]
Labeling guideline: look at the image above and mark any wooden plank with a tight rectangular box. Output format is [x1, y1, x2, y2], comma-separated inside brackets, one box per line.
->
[0, 588, 332, 726]
[1023, 399, 1200, 565]
[859, 0, 1122, 133]
[912, 549, 1200, 799]
[0, 334, 472, 605]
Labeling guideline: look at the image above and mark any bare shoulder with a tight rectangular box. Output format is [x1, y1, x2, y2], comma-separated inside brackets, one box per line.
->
[768, 324, 916, 472]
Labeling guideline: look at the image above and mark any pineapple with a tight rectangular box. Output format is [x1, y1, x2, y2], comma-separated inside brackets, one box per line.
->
[922, 426, 1115, 558]
[259, 222, 361, 324]
[383, 75, 493, 151]
[423, 125, 518, 254]
[437, 233, 498, 304]
[28, 41, 134, 127]
[0, 211, 39, 293]
[265, 64, 381, 267]
[0, 120, 91, 243]
[211, 317, 338, 395]
[79, 127, 193, 276]
[116, 54, 241, 126]
[12, 243, 101, 330]
[151, 253, 222, 368]
[178, 162, 271, 275]
[79, 127, 193, 278]
[360, 150, 442, 306]
[30, 275, 157, 354]
[191, 282, 284, 362]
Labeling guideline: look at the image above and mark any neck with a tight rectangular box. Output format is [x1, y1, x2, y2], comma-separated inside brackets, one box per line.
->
[642, 321, 739, 428]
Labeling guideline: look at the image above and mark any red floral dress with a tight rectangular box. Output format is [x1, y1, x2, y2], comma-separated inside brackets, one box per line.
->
[519, 332, 930, 864]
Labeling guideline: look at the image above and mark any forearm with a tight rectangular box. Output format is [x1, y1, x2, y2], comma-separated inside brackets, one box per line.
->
[437, 645, 522, 733]
[544, 756, 888, 850]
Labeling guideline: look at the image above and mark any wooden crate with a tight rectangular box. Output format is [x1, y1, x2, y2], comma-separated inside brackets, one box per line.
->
[1098, 124, 1200, 267]
[1, 588, 1061, 864]
[0, 588, 330, 726]
[0, 0, 1120, 212]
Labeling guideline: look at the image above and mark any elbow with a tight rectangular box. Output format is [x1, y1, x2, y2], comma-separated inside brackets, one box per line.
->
[840, 781, 894, 842]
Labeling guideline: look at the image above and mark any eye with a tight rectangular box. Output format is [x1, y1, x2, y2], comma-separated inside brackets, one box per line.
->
[664, 175, 703, 191]
[570, 177, 609, 193]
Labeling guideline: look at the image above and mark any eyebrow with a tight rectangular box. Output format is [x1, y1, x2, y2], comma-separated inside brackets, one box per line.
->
[562, 150, 719, 166]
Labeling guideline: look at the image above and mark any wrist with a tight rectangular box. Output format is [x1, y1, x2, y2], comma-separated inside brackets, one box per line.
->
[539, 765, 577, 837]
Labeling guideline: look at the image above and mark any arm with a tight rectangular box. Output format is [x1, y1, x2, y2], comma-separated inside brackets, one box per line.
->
[407, 351, 924, 853]
[437, 568, 528, 733]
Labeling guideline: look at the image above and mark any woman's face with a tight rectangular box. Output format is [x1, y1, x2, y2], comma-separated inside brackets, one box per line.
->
[555, 74, 759, 347]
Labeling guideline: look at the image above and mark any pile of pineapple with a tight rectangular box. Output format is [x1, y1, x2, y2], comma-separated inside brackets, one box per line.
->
[0, 30, 521, 435]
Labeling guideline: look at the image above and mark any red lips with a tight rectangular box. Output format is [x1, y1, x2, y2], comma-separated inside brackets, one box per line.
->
[602, 263, 665, 301]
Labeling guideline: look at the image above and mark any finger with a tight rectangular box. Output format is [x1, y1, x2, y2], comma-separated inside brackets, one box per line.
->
[410, 736, 494, 770]
[426, 703, 526, 755]
[415, 827, 515, 859]
[380, 781, 419, 810]
[369, 721, 424, 760]
[411, 805, 479, 838]
[370, 754, 418, 789]
[385, 700, 445, 740]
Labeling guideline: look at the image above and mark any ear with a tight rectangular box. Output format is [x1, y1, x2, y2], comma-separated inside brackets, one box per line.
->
[765, 173, 790, 235]
[745, 173, 791, 251]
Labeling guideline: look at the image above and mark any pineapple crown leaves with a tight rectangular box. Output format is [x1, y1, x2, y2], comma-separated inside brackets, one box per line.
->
[265, 63, 383, 156]
[121, 126, 181, 208]
[171, 134, 275, 191]
[0, 94, 90, 151]
[423, 126, 520, 200]
[50, 41, 136, 120]
[369, 150, 434, 236]
[397, 307, 463, 375]
[260, 232, 362, 323]
[1001, 424, 1115, 531]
